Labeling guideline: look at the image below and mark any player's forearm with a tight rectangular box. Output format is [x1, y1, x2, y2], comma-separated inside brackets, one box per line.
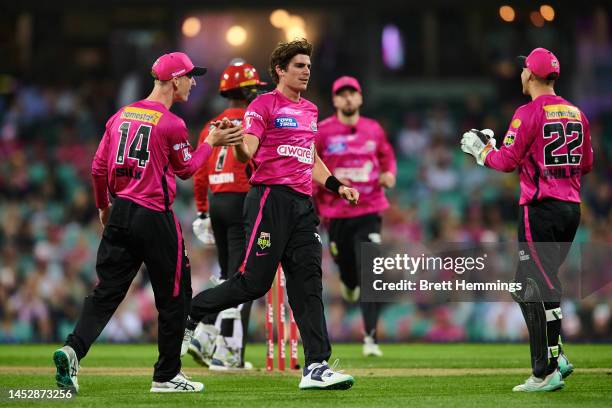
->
[313, 154, 333, 185]
[379, 144, 397, 174]
[233, 141, 251, 163]
[91, 174, 109, 209]
[485, 150, 519, 172]
[176, 143, 213, 180]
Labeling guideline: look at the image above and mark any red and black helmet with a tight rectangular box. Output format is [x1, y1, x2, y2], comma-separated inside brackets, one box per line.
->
[219, 62, 267, 98]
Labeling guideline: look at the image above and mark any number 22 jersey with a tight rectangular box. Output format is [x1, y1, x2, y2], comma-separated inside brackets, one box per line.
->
[485, 94, 593, 205]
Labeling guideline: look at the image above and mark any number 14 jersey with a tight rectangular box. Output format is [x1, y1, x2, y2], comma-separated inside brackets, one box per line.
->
[485, 94, 593, 205]
[92, 100, 212, 211]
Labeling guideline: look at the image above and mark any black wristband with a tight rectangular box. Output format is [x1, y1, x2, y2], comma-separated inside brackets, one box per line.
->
[325, 176, 343, 194]
[198, 212, 208, 219]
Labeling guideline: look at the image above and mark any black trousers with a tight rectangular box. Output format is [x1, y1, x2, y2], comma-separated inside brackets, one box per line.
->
[328, 213, 382, 341]
[66, 198, 191, 382]
[515, 199, 580, 377]
[205, 192, 252, 356]
[191, 185, 331, 365]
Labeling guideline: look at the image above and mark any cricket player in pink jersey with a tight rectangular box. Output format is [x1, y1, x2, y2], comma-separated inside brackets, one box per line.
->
[461, 48, 593, 392]
[315, 76, 397, 357]
[53, 52, 243, 394]
[185, 39, 358, 390]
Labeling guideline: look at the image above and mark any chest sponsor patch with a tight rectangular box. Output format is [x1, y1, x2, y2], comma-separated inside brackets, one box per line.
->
[326, 141, 347, 154]
[277, 144, 314, 164]
[274, 116, 298, 128]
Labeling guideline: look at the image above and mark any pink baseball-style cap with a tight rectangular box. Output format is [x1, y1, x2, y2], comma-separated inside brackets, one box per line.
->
[151, 52, 207, 81]
[518, 48, 560, 80]
[332, 76, 362, 94]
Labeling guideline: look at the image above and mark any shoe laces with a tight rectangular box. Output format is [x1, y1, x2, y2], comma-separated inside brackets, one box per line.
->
[179, 370, 192, 380]
[323, 359, 345, 375]
[183, 329, 194, 342]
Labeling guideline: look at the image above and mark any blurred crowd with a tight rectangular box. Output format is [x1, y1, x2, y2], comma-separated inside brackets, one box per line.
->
[0, 77, 611, 345]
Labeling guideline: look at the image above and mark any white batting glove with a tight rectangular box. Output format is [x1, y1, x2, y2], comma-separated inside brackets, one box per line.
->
[460, 128, 497, 166]
[192, 213, 215, 245]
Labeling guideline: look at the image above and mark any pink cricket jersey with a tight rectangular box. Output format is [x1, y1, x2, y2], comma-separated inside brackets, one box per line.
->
[485, 94, 593, 205]
[315, 115, 397, 218]
[91, 100, 212, 211]
[243, 90, 318, 196]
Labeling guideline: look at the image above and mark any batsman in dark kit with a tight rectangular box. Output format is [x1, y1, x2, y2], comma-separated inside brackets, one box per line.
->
[461, 48, 593, 392]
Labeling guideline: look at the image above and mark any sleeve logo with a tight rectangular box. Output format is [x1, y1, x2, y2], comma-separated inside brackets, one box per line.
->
[503, 131, 516, 147]
[511, 118, 522, 129]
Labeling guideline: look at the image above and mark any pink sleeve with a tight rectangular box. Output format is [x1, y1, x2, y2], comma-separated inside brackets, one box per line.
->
[485, 107, 534, 172]
[91, 119, 113, 209]
[376, 123, 397, 174]
[168, 120, 213, 180]
[243, 98, 268, 139]
[581, 114, 593, 175]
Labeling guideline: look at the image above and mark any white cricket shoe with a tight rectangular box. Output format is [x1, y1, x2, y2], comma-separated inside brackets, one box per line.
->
[363, 335, 383, 357]
[512, 369, 565, 392]
[53, 345, 80, 393]
[340, 283, 360, 303]
[180, 327, 194, 357]
[150, 371, 204, 393]
[188, 323, 218, 366]
[208, 336, 253, 371]
[298, 360, 354, 390]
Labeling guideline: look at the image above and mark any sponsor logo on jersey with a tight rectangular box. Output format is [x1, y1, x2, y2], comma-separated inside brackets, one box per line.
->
[277, 107, 302, 116]
[503, 131, 516, 147]
[277, 144, 314, 164]
[245, 111, 263, 120]
[310, 121, 318, 132]
[121, 107, 163, 125]
[326, 141, 347, 154]
[274, 116, 298, 128]
[314, 232, 322, 244]
[173, 142, 190, 151]
[257, 232, 271, 250]
[209, 173, 235, 184]
[511, 118, 522, 129]
[182, 148, 191, 161]
[365, 140, 376, 152]
[543, 104, 581, 120]
[334, 161, 373, 182]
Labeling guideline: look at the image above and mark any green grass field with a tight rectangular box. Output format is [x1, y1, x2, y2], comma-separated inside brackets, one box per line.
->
[1, 343, 611, 407]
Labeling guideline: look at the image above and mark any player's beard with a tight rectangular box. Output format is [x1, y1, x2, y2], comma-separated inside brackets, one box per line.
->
[341, 107, 358, 117]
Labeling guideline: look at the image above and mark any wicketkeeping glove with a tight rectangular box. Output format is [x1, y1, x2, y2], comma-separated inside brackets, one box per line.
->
[192, 213, 215, 245]
[460, 128, 497, 166]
